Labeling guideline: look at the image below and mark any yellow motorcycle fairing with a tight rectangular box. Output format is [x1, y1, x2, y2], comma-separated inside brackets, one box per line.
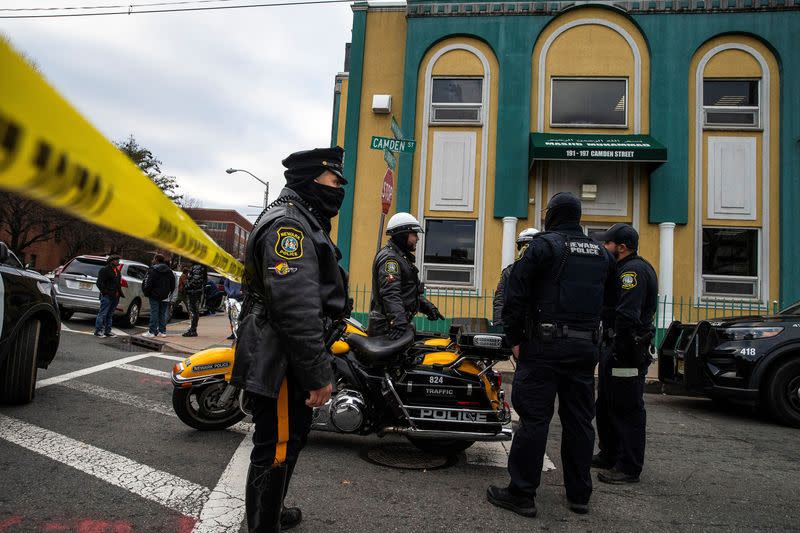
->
[422, 337, 451, 349]
[331, 322, 367, 356]
[420, 351, 500, 406]
[172, 346, 235, 388]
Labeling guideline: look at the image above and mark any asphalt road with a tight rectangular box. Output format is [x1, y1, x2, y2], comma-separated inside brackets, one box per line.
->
[1, 331, 798, 532]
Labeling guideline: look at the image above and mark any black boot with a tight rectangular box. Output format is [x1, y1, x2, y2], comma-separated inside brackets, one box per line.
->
[280, 462, 302, 530]
[486, 485, 537, 517]
[246, 463, 288, 533]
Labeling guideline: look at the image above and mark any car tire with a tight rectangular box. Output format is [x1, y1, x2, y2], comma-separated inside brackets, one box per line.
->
[121, 299, 141, 329]
[0, 319, 41, 404]
[765, 357, 800, 428]
[59, 308, 74, 321]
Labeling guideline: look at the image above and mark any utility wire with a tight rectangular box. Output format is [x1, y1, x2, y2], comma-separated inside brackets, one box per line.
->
[0, 0, 248, 12]
[0, 0, 353, 18]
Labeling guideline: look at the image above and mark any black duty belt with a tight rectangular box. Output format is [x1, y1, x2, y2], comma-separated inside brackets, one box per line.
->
[534, 323, 599, 344]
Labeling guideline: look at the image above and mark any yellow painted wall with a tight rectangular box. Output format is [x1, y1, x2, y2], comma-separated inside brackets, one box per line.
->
[411, 37, 501, 295]
[678, 34, 780, 303]
[330, 74, 349, 244]
[346, 8, 408, 289]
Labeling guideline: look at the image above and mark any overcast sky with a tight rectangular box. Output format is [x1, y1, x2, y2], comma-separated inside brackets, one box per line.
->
[1, 0, 354, 221]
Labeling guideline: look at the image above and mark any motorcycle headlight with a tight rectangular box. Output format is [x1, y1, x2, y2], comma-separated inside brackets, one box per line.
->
[721, 327, 784, 341]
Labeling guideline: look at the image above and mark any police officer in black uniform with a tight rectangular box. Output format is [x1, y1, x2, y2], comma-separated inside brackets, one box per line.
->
[487, 192, 616, 517]
[593, 223, 658, 484]
[492, 228, 538, 327]
[368, 212, 443, 339]
[232, 146, 349, 532]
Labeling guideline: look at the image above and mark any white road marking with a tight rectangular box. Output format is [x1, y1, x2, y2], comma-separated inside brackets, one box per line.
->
[110, 327, 128, 337]
[0, 414, 211, 517]
[118, 363, 172, 379]
[59, 381, 175, 417]
[36, 352, 164, 389]
[465, 441, 555, 472]
[192, 430, 254, 533]
[60, 323, 95, 336]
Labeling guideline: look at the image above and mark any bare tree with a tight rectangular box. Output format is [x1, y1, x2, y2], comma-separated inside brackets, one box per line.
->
[0, 192, 75, 255]
[179, 196, 204, 209]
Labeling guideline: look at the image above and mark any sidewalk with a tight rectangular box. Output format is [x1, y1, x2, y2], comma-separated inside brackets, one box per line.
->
[128, 313, 234, 355]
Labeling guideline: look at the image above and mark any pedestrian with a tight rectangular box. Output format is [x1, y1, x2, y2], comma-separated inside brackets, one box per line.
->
[94, 255, 123, 338]
[492, 228, 538, 327]
[487, 192, 616, 517]
[223, 266, 244, 340]
[182, 261, 207, 337]
[367, 212, 444, 339]
[593, 223, 658, 484]
[231, 146, 350, 532]
[142, 254, 176, 338]
[172, 267, 190, 317]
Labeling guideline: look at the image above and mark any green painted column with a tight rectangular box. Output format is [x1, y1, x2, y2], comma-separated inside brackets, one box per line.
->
[330, 83, 341, 148]
[337, 4, 368, 270]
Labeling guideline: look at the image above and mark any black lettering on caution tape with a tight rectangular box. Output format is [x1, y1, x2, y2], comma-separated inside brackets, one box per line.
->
[0, 115, 22, 172]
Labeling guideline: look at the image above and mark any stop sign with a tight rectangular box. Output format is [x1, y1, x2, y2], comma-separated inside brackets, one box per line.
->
[381, 168, 394, 215]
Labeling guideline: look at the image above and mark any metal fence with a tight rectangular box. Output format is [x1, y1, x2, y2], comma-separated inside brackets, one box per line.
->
[349, 285, 783, 343]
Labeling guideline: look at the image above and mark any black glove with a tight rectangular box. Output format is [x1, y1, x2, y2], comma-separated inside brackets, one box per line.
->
[425, 306, 445, 321]
[387, 326, 405, 340]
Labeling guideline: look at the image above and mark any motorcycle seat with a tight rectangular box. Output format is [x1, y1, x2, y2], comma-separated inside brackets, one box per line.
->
[347, 329, 415, 367]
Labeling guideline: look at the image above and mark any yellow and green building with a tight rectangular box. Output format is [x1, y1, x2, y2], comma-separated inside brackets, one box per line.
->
[329, 0, 799, 325]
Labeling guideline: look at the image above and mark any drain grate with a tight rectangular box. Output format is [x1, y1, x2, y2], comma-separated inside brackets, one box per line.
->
[363, 443, 455, 470]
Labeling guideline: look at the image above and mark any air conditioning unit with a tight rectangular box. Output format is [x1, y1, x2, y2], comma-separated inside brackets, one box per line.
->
[430, 105, 482, 125]
[702, 275, 759, 298]
[703, 107, 759, 128]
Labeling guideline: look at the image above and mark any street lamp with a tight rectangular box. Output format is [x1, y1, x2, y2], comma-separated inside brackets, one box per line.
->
[226, 168, 269, 208]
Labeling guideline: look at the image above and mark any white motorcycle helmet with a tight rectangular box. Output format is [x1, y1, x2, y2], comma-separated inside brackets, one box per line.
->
[516, 227, 539, 249]
[386, 212, 424, 236]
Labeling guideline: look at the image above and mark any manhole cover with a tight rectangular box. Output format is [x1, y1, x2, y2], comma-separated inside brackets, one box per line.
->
[363, 443, 455, 470]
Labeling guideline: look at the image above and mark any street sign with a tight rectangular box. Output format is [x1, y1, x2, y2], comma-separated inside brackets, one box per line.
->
[383, 149, 396, 171]
[371, 136, 416, 154]
[381, 168, 394, 215]
[390, 115, 404, 140]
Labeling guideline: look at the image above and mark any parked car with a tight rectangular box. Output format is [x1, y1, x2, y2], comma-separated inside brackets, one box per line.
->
[0, 241, 61, 404]
[659, 301, 800, 428]
[53, 255, 154, 328]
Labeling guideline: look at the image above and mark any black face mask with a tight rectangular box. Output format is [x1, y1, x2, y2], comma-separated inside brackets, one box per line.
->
[308, 182, 345, 219]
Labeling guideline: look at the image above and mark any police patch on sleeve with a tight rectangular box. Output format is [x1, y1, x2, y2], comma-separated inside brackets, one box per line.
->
[515, 244, 529, 261]
[268, 261, 298, 276]
[384, 259, 399, 274]
[275, 227, 304, 260]
[620, 271, 638, 290]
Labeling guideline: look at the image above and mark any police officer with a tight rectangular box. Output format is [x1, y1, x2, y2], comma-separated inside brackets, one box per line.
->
[593, 223, 658, 484]
[232, 146, 349, 532]
[368, 212, 443, 339]
[492, 228, 538, 327]
[487, 192, 615, 517]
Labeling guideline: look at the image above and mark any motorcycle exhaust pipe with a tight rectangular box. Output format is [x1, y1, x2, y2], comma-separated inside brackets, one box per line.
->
[379, 426, 513, 442]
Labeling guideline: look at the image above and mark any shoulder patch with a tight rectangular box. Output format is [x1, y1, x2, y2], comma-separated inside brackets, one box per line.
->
[275, 227, 304, 260]
[515, 244, 529, 261]
[269, 261, 298, 276]
[384, 259, 399, 274]
[620, 271, 638, 290]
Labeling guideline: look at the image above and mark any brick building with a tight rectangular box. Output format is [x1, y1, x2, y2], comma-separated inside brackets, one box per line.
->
[183, 208, 253, 259]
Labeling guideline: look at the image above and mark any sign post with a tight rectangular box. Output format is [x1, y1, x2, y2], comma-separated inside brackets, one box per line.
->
[376, 168, 394, 254]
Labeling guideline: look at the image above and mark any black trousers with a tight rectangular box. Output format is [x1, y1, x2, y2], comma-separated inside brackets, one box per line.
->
[187, 291, 201, 332]
[249, 376, 313, 467]
[508, 340, 597, 505]
[596, 346, 647, 477]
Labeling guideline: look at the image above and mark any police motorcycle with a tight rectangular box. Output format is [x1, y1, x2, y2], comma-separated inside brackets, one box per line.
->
[171, 317, 513, 454]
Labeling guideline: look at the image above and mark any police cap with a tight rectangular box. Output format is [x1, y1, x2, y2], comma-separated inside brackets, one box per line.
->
[282, 146, 346, 184]
[597, 223, 639, 251]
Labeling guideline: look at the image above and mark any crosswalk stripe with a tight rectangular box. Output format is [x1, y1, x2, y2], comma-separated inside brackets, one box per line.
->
[0, 414, 211, 517]
[192, 430, 254, 533]
[36, 352, 163, 389]
[117, 363, 172, 379]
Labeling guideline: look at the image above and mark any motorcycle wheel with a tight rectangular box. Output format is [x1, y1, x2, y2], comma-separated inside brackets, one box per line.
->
[173, 383, 246, 430]
[406, 437, 475, 456]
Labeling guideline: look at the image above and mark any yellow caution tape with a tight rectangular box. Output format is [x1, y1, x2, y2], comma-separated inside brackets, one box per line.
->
[0, 40, 244, 281]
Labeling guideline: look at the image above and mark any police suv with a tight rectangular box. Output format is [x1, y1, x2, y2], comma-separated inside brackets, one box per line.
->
[0, 242, 61, 404]
[659, 302, 800, 427]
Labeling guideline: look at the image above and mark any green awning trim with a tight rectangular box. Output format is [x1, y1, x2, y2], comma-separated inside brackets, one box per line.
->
[530, 133, 668, 163]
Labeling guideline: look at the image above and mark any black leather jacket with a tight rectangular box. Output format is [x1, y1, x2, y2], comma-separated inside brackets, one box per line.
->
[185, 264, 207, 293]
[231, 188, 348, 398]
[368, 240, 434, 335]
[492, 264, 512, 327]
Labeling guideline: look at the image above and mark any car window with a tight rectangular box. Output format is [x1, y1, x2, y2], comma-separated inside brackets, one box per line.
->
[126, 265, 148, 280]
[779, 302, 800, 316]
[64, 258, 104, 277]
[2, 250, 23, 268]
